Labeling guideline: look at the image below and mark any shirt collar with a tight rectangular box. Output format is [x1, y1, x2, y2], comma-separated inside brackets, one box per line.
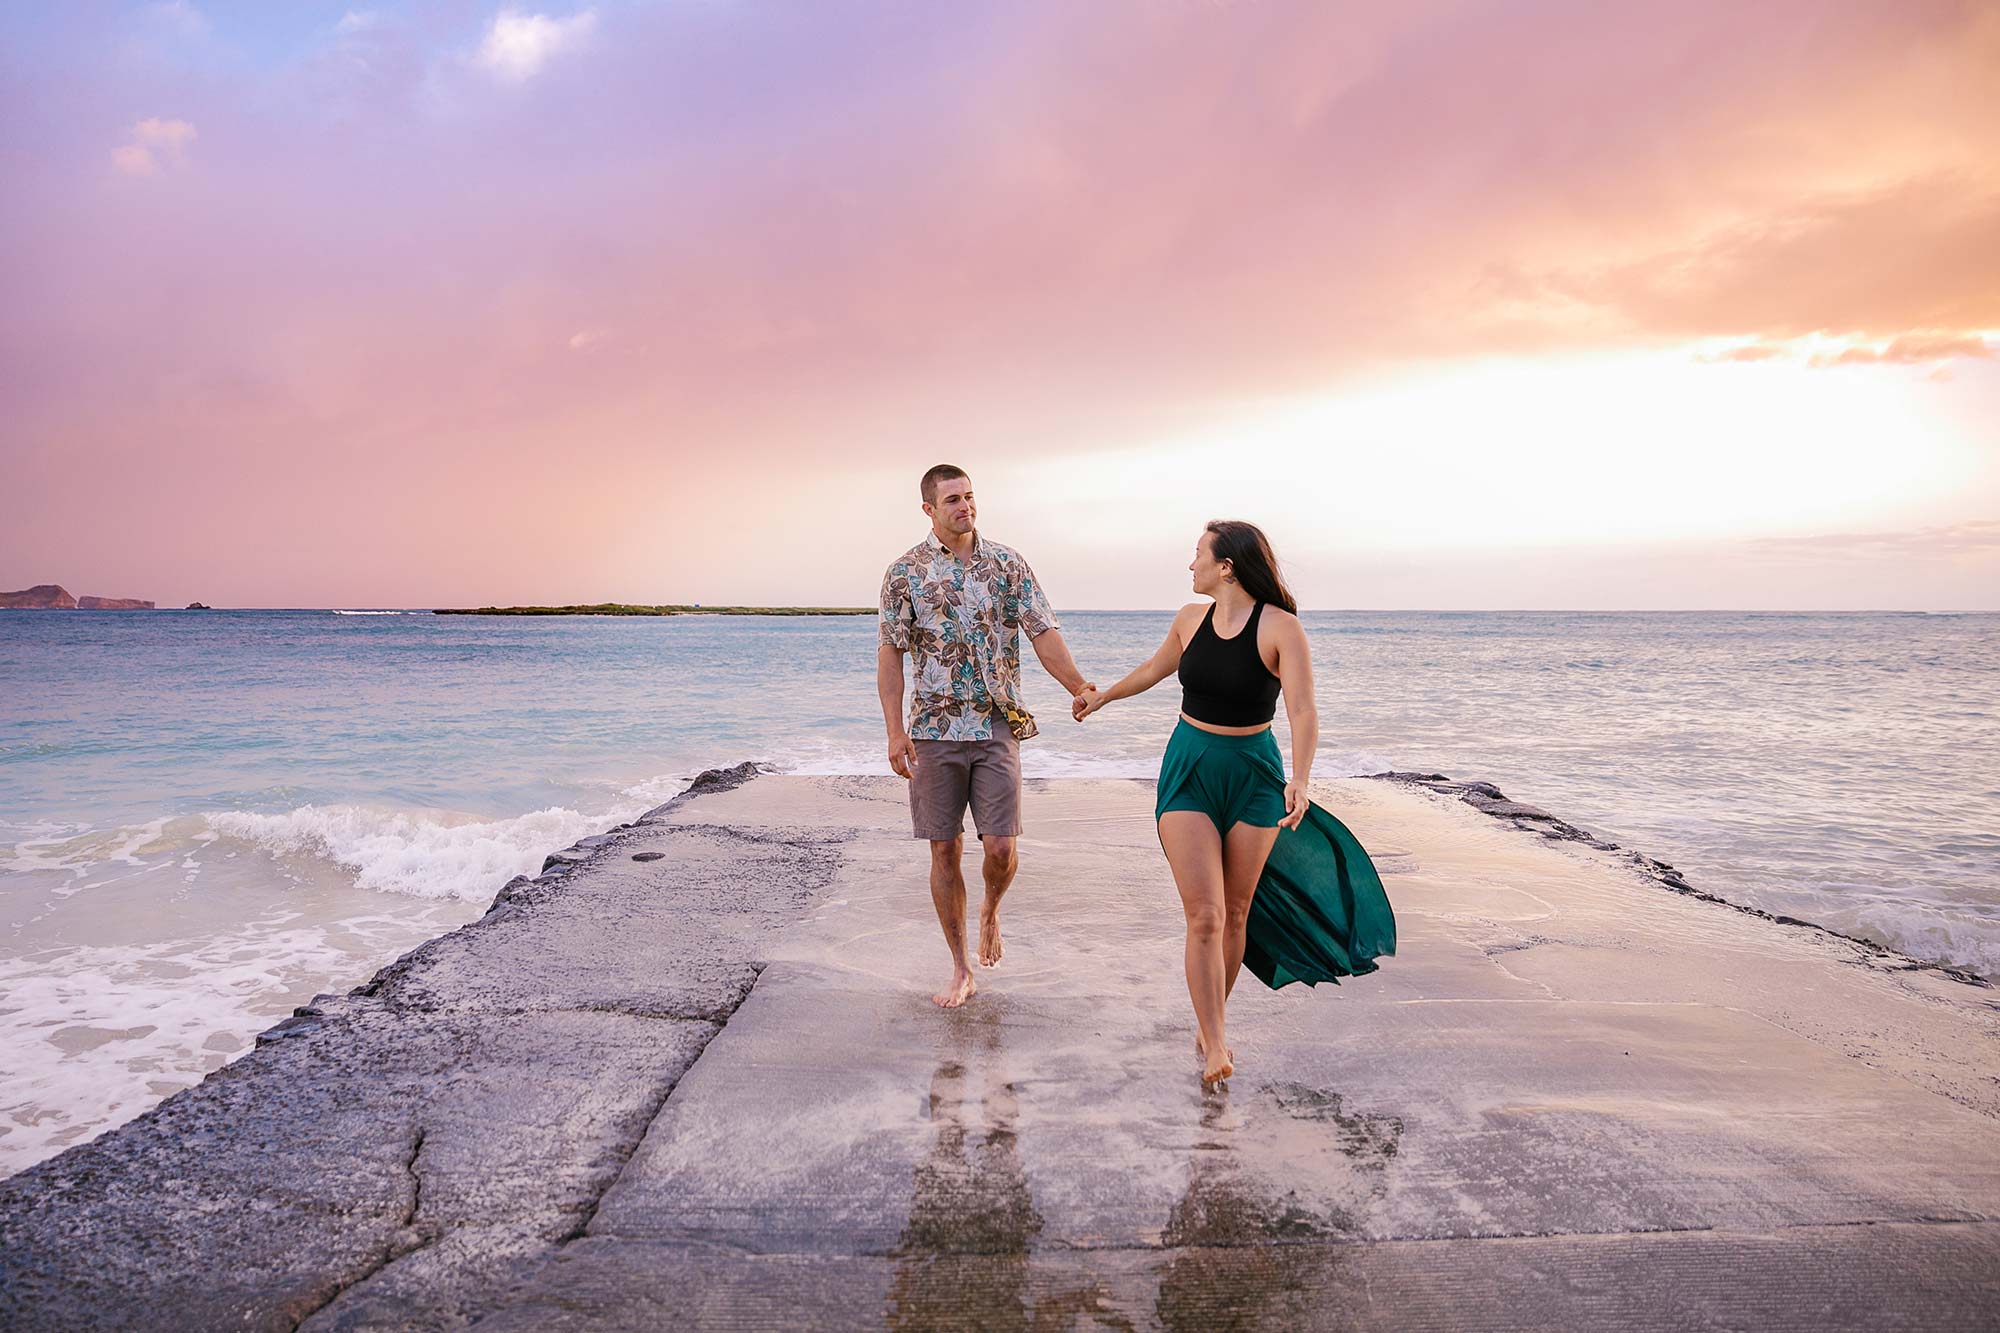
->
[925, 530, 986, 561]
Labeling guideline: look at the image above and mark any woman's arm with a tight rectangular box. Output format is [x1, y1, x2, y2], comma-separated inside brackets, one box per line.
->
[1272, 611, 1317, 828]
[1074, 605, 1201, 719]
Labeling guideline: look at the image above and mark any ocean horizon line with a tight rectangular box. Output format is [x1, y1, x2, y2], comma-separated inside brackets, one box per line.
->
[7, 604, 1995, 615]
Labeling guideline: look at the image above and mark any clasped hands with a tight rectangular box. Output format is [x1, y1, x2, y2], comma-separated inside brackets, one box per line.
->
[1071, 683, 1105, 722]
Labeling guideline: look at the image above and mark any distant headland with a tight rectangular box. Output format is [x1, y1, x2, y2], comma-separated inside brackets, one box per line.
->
[0, 584, 154, 610]
[433, 603, 872, 617]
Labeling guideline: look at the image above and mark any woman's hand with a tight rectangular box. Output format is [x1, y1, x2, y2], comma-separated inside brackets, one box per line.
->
[1279, 780, 1307, 830]
[1072, 687, 1106, 721]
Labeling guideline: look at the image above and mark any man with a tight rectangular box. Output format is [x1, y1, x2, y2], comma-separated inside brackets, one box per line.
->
[878, 464, 1092, 1008]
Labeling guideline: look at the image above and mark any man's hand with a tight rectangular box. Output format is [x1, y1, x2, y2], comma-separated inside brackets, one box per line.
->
[888, 731, 919, 779]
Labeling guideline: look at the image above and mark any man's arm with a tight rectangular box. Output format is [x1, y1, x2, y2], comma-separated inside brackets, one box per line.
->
[877, 643, 918, 778]
[1028, 627, 1091, 697]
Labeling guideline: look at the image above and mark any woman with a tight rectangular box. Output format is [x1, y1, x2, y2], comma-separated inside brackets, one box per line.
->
[1073, 521, 1395, 1087]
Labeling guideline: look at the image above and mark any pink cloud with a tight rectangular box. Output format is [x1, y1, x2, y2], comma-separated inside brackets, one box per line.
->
[110, 115, 196, 175]
[475, 8, 597, 82]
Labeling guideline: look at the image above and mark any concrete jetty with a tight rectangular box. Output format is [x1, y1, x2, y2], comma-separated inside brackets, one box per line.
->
[4, 769, 1998, 1329]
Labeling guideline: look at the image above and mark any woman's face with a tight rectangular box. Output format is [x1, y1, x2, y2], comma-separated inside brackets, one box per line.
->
[1188, 532, 1230, 595]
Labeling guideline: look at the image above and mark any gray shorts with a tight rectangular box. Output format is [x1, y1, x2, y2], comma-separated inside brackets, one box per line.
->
[909, 735, 1022, 841]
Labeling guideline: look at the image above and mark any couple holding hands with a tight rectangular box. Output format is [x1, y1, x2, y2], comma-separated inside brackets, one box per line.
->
[877, 464, 1395, 1087]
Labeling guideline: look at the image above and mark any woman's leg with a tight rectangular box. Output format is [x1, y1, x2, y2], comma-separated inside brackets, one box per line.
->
[1221, 822, 1281, 998]
[1159, 811, 1231, 1082]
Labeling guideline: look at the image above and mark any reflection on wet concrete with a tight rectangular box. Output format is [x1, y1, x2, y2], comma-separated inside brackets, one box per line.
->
[886, 1025, 1407, 1330]
[888, 1016, 1143, 1332]
[896, 1056, 1048, 1304]
[888, 1059, 1042, 1328]
[1155, 1084, 1403, 1331]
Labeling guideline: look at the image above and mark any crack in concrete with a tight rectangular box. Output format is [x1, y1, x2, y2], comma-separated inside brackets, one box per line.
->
[288, 1124, 430, 1332]
[551, 964, 770, 1251]
[288, 977, 771, 1329]
[591, 1214, 2000, 1265]
[651, 821, 857, 850]
[402, 1127, 427, 1234]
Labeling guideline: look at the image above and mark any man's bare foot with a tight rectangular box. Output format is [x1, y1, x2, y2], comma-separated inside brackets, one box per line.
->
[932, 970, 977, 1008]
[977, 903, 1003, 967]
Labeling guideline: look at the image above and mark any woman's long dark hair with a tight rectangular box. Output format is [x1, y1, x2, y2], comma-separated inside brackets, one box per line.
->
[1205, 520, 1297, 614]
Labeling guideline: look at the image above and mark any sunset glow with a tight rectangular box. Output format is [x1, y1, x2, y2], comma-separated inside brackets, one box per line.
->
[2, 2, 1996, 608]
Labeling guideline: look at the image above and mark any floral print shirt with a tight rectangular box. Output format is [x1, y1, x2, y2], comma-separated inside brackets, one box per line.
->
[879, 532, 1060, 741]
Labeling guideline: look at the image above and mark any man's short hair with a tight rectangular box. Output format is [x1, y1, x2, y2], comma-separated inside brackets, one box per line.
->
[921, 464, 970, 506]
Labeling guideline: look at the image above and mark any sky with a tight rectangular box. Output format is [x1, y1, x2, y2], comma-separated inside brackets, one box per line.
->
[1, 1, 1996, 609]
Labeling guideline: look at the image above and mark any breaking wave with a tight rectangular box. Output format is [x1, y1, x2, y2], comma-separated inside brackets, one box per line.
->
[203, 802, 630, 901]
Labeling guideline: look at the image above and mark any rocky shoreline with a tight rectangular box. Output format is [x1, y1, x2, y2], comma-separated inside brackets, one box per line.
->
[0, 761, 815, 1330]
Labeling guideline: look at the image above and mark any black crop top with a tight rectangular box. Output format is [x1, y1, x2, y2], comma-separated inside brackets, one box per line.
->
[1179, 601, 1281, 726]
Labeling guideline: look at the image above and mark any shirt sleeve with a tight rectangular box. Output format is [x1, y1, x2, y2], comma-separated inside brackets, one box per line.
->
[878, 562, 914, 650]
[1013, 559, 1059, 637]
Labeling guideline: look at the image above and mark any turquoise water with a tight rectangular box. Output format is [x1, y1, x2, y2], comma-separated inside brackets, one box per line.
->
[3, 608, 1997, 1172]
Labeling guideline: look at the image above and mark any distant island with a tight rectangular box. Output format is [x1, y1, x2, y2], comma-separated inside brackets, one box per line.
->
[434, 603, 872, 617]
[1, 584, 154, 610]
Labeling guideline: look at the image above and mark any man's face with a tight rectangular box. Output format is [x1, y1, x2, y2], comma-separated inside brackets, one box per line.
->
[925, 476, 976, 535]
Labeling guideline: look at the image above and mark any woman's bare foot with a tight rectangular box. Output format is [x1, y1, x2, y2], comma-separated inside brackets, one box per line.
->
[1201, 1049, 1234, 1087]
[932, 969, 977, 1008]
[977, 902, 1003, 967]
[1195, 1030, 1233, 1064]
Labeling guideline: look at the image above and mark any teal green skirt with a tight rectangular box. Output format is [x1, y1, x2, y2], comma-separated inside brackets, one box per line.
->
[1155, 720, 1397, 990]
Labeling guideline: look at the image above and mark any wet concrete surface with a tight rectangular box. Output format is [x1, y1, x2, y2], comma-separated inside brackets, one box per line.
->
[4, 772, 1999, 1328]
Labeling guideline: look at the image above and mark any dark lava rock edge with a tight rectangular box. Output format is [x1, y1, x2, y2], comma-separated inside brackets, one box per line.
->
[1368, 771, 1989, 989]
[0, 760, 844, 1332]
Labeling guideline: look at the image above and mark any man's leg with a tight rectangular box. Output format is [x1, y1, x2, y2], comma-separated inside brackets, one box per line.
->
[977, 833, 1017, 967]
[911, 740, 977, 1008]
[928, 836, 977, 1007]
[968, 733, 1023, 968]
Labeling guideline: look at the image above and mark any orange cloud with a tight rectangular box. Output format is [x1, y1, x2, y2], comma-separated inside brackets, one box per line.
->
[1492, 181, 2000, 348]
[1811, 332, 1995, 366]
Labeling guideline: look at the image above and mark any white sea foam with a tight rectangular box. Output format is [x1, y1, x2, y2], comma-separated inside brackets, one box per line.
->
[616, 770, 708, 806]
[204, 803, 626, 901]
[0, 910, 462, 1178]
[331, 609, 410, 615]
[1838, 900, 2000, 978]
[2, 817, 182, 880]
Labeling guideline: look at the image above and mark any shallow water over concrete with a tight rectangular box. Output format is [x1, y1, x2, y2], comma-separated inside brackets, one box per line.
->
[488, 775, 2000, 1327]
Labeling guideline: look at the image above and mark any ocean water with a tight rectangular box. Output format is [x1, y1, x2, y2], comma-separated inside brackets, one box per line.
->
[3, 607, 1996, 1174]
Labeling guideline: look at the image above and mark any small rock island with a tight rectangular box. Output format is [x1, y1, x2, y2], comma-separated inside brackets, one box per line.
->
[0, 585, 154, 609]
